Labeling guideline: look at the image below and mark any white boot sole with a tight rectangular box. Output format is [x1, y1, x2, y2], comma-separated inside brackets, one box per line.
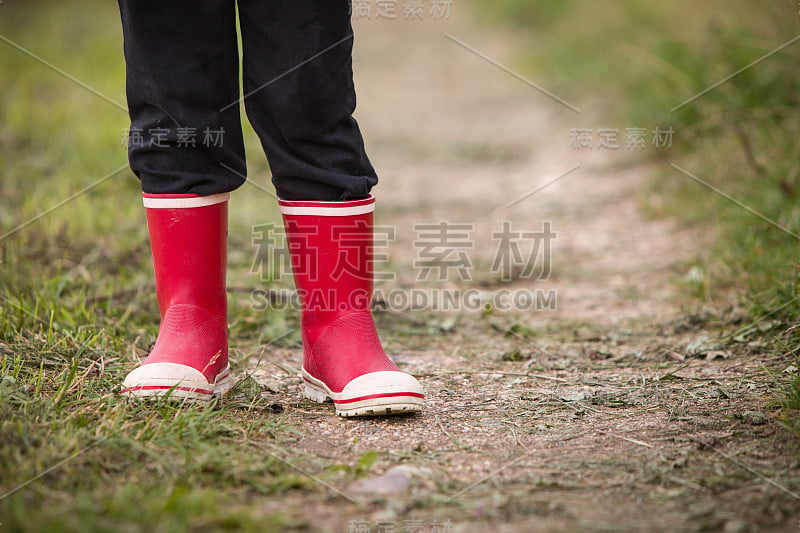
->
[121, 363, 231, 402]
[302, 368, 424, 417]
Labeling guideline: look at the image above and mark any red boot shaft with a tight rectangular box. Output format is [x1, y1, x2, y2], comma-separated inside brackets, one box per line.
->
[122, 193, 230, 400]
[279, 195, 423, 416]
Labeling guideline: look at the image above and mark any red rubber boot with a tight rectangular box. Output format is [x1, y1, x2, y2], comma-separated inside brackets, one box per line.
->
[122, 193, 231, 401]
[279, 195, 424, 416]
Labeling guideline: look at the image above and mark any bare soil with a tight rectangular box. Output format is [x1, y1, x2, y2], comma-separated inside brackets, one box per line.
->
[241, 9, 800, 533]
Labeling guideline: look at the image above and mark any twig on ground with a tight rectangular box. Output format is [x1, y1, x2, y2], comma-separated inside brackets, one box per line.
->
[435, 414, 474, 451]
[598, 430, 654, 449]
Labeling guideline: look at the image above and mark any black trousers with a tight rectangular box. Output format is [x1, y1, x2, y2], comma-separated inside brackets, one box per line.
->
[118, 0, 377, 201]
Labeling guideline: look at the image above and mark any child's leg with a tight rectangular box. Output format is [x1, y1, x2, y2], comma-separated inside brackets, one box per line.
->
[237, 0, 377, 201]
[118, 0, 246, 195]
[238, 1, 425, 416]
[118, 0, 242, 399]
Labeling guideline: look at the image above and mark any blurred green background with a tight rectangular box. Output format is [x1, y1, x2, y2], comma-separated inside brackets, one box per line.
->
[476, 0, 800, 300]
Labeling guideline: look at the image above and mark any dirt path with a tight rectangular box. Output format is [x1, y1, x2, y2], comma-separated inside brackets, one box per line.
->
[242, 9, 799, 533]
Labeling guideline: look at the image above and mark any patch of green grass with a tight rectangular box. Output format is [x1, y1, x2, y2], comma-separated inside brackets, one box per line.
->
[325, 450, 380, 480]
[775, 369, 800, 436]
[0, 339, 308, 531]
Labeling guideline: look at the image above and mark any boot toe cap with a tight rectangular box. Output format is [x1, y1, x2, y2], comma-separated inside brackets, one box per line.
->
[122, 362, 214, 400]
[304, 369, 425, 416]
[337, 371, 425, 416]
[340, 370, 425, 398]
